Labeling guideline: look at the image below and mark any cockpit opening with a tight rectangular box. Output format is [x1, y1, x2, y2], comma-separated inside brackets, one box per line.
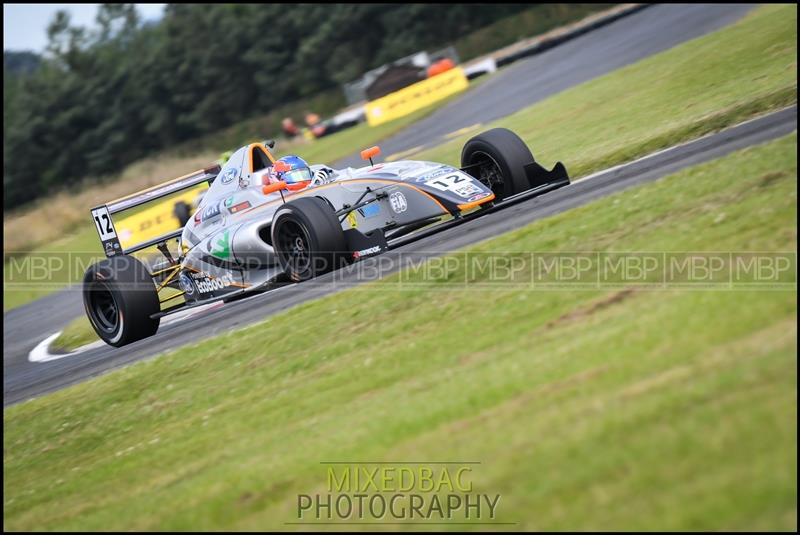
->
[251, 146, 272, 173]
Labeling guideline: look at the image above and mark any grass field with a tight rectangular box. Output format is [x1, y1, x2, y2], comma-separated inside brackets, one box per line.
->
[41, 4, 798, 344]
[3, 125, 797, 530]
[413, 4, 797, 169]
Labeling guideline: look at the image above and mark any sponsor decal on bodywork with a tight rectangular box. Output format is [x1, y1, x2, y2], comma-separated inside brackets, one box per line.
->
[221, 167, 238, 184]
[454, 182, 483, 197]
[389, 191, 408, 213]
[189, 270, 236, 294]
[208, 229, 232, 259]
[203, 202, 222, 221]
[352, 245, 384, 259]
[195, 272, 235, 294]
[423, 171, 483, 197]
[413, 165, 452, 182]
[467, 191, 492, 202]
[229, 200, 251, 214]
[358, 203, 381, 218]
[178, 272, 197, 297]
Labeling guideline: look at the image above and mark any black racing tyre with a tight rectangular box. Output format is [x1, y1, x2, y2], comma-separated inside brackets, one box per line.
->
[82, 256, 161, 347]
[270, 196, 348, 282]
[461, 128, 536, 201]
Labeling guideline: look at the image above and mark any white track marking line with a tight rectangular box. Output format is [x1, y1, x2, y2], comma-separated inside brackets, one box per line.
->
[29, 333, 108, 362]
[29, 331, 107, 362]
[28, 332, 64, 362]
[575, 106, 797, 184]
[28, 302, 224, 363]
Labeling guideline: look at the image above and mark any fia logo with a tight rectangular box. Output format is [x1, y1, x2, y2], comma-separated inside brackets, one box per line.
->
[389, 191, 408, 214]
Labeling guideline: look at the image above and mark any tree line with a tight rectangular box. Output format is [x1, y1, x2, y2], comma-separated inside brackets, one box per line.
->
[4, 4, 564, 210]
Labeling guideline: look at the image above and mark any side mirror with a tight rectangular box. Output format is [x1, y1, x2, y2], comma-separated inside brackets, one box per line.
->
[264, 139, 276, 149]
[360, 146, 381, 165]
[262, 180, 288, 195]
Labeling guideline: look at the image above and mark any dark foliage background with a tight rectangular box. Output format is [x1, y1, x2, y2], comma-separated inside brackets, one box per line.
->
[3, 4, 606, 210]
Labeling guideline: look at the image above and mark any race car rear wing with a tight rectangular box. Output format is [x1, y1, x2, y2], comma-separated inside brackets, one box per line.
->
[90, 165, 220, 257]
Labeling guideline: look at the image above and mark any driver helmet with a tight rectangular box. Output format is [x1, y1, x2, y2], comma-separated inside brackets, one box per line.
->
[272, 155, 312, 191]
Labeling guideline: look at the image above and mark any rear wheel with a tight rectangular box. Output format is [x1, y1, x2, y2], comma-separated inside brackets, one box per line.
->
[83, 256, 160, 347]
[461, 128, 536, 201]
[270, 197, 348, 282]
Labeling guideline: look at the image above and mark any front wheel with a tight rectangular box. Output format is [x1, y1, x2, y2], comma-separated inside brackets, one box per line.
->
[82, 256, 161, 347]
[461, 128, 536, 201]
[270, 197, 348, 282]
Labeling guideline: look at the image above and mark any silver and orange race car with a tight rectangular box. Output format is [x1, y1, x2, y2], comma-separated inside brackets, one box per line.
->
[84, 128, 569, 346]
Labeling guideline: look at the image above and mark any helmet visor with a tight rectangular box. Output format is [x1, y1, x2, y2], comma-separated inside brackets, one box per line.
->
[281, 167, 312, 184]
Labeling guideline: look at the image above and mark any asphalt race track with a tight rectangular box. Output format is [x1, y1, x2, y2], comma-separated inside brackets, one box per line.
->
[5, 4, 786, 406]
[335, 3, 754, 167]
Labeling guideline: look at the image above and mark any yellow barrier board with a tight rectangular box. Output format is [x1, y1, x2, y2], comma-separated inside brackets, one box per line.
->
[365, 67, 469, 127]
[115, 184, 207, 249]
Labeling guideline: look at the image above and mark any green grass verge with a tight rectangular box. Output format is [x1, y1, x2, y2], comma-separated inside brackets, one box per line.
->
[3, 124, 797, 530]
[48, 315, 96, 352]
[3, 226, 101, 312]
[413, 4, 797, 171]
